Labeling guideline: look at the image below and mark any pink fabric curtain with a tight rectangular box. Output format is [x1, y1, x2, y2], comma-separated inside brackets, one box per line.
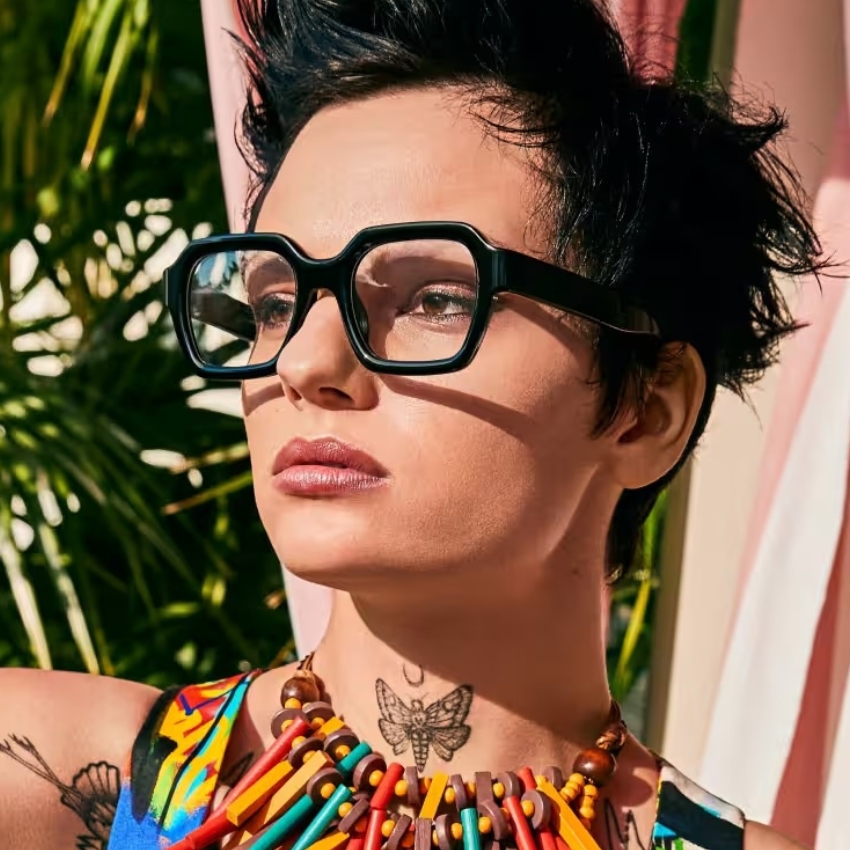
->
[700, 2, 850, 847]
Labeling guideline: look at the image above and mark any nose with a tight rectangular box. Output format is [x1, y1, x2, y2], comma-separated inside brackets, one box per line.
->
[275, 291, 379, 410]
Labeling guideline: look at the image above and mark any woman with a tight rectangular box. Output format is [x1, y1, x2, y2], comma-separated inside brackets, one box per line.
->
[0, 0, 825, 848]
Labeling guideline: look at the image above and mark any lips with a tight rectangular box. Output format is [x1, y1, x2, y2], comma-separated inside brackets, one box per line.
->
[271, 437, 389, 478]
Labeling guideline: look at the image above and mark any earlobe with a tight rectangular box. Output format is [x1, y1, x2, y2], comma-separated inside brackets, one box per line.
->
[610, 343, 706, 490]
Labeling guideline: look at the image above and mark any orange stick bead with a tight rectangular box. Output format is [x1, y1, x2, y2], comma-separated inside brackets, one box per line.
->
[372, 763, 405, 810]
[364, 807, 387, 850]
[504, 795, 538, 850]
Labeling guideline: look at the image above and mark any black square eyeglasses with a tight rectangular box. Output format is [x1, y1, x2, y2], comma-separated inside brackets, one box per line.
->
[164, 221, 660, 379]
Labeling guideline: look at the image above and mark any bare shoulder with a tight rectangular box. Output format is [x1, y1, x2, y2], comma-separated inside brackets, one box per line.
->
[745, 821, 813, 850]
[0, 667, 161, 850]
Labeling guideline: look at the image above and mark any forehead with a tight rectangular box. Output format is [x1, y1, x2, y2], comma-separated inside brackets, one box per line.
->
[254, 88, 545, 259]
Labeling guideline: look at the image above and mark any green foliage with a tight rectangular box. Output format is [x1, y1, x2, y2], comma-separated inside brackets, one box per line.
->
[0, 0, 290, 685]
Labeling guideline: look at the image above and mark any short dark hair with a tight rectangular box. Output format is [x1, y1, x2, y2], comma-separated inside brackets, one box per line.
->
[234, 0, 827, 579]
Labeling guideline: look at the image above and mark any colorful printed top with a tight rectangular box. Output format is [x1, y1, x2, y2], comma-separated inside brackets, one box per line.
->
[105, 672, 745, 850]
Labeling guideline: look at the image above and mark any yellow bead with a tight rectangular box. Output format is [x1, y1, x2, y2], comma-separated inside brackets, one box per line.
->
[311, 718, 324, 730]
[395, 780, 408, 797]
[421, 778, 432, 793]
[451, 823, 464, 841]
[568, 773, 585, 786]
[382, 820, 396, 838]
[339, 802, 353, 818]
[492, 782, 505, 799]
[466, 781, 476, 798]
[369, 770, 384, 787]
[582, 786, 599, 799]
[579, 806, 595, 821]
[432, 830, 439, 847]
[444, 787, 456, 805]
[306, 749, 323, 762]
[284, 697, 302, 710]
[321, 782, 336, 799]
[561, 783, 580, 802]
[521, 800, 535, 817]
[282, 719, 294, 730]
[478, 817, 492, 834]
[335, 745, 351, 759]
[292, 736, 307, 747]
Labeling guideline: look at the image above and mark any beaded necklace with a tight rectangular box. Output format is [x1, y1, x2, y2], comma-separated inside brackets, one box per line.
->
[167, 656, 627, 850]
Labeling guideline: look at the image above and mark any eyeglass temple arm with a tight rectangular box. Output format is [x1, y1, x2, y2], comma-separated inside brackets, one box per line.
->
[498, 250, 660, 337]
[189, 289, 257, 341]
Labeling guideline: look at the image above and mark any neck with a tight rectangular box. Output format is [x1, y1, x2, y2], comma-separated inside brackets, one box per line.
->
[310, 560, 613, 779]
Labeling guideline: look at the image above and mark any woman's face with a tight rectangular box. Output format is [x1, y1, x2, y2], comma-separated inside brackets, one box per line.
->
[244, 88, 623, 597]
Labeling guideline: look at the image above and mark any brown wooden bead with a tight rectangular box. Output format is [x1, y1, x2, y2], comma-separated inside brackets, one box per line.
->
[414, 818, 433, 850]
[434, 813, 459, 850]
[281, 675, 321, 707]
[386, 814, 413, 850]
[404, 767, 421, 809]
[520, 790, 552, 830]
[305, 766, 344, 804]
[477, 800, 509, 841]
[572, 748, 616, 787]
[474, 772, 494, 809]
[324, 727, 360, 759]
[338, 797, 372, 833]
[290, 735, 324, 768]
[303, 701, 336, 724]
[449, 774, 469, 810]
[353, 753, 388, 792]
[542, 766, 565, 790]
[494, 772, 522, 799]
[270, 707, 308, 739]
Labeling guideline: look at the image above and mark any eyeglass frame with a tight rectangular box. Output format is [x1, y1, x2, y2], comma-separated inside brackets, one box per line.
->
[164, 220, 661, 379]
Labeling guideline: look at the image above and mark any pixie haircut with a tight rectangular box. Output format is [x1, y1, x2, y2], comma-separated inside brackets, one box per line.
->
[234, 0, 826, 579]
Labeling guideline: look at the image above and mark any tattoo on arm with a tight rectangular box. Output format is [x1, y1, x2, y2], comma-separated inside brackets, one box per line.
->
[603, 798, 648, 850]
[221, 750, 254, 788]
[0, 734, 120, 849]
[375, 678, 473, 772]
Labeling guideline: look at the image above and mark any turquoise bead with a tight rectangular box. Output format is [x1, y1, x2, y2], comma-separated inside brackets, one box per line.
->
[291, 783, 353, 850]
[249, 794, 314, 850]
[461, 807, 482, 850]
[337, 740, 373, 775]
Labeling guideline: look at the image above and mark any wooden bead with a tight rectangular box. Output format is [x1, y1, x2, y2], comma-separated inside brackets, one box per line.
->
[324, 728, 361, 761]
[305, 766, 344, 805]
[520, 790, 552, 830]
[476, 800, 509, 841]
[290, 735, 324, 768]
[386, 815, 413, 850]
[281, 674, 322, 707]
[474, 773, 494, 810]
[303, 701, 336, 725]
[270, 708, 308, 739]
[353, 754, 387, 792]
[404, 767, 422, 809]
[449, 774, 470, 810]
[338, 798, 372, 834]
[542, 767, 565, 790]
[435, 813, 460, 850]
[494, 772, 523, 799]
[571, 749, 616, 787]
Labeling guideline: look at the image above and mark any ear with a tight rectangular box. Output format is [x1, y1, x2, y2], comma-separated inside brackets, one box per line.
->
[606, 343, 706, 491]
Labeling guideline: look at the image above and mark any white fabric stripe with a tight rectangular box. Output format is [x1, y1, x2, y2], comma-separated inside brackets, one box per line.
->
[699, 279, 850, 822]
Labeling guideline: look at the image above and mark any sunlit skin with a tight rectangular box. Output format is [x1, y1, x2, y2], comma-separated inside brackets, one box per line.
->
[237, 88, 706, 845]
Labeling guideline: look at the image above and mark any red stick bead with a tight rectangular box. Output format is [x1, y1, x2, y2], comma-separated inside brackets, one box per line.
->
[516, 768, 536, 793]
[166, 809, 230, 850]
[364, 807, 387, 850]
[372, 762, 405, 810]
[504, 795, 538, 850]
[539, 829, 558, 850]
[349, 839, 365, 850]
[222, 716, 311, 805]
[554, 835, 572, 850]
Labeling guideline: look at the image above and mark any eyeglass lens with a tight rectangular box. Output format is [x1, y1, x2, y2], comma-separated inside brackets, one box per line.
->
[186, 239, 480, 368]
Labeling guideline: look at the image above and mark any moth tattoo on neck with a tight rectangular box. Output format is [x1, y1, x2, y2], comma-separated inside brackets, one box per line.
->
[375, 679, 473, 771]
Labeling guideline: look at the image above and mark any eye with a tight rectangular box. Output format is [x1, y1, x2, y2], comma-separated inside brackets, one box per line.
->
[253, 292, 296, 330]
[406, 285, 476, 322]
